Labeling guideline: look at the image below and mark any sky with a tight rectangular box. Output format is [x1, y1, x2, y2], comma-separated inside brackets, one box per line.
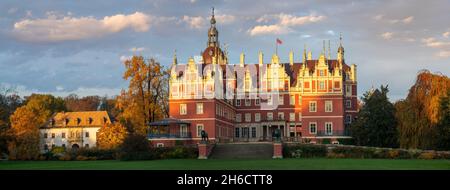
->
[0, 0, 449, 101]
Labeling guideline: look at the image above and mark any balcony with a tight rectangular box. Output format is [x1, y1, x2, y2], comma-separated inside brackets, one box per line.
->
[315, 130, 350, 136]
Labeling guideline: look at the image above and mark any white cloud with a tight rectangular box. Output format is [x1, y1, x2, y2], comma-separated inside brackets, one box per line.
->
[436, 50, 450, 58]
[373, 14, 384, 20]
[120, 55, 132, 62]
[301, 34, 312, 38]
[422, 37, 450, 48]
[182, 15, 206, 29]
[388, 16, 414, 24]
[129, 47, 145, 52]
[249, 13, 325, 36]
[381, 32, 394, 40]
[443, 31, 450, 38]
[248, 24, 292, 36]
[326, 30, 335, 36]
[56, 85, 64, 91]
[215, 14, 236, 24]
[13, 12, 151, 42]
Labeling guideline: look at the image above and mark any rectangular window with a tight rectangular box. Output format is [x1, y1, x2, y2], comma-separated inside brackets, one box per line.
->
[278, 95, 284, 105]
[196, 124, 204, 137]
[44, 133, 48, 139]
[325, 122, 333, 135]
[278, 112, 284, 120]
[289, 113, 295, 121]
[85, 132, 89, 138]
[245, 113, 251, 122]
[255, 98, 260, 105]
[309, 123, 317, 134]
[245, 98, 251, 106]
[85, 144, 89, 148]
[325, 101, 333, 112]
[61, 133, 66, 138]
[299, 112, 302, 121]
[236, 99, 241, 106]
[319, 81, 325, 90]
[309, 101, 317, 112]
[345, 115, 352, 124]
[235, 128, 240, 138]
[196, 103, 203, 114]
[304, 82, 310, 88]
[180, 124, 188, 137]
[251, 127, 256, 138]
[346, 85, 352, 96]
[334, 81, 340, 88]
[242, 128, 249, 138]
[267, 112, 273, 121]
[319, 70, 324, 76]
[236, 114, 242, 122]
[51, 133, 55, 138]
[255, 113, 261, 122]
[180, 104, 187, 115]
[268, 95, 273, 105]
[345, 100, 352, 108]
[290, 95, 295, 105]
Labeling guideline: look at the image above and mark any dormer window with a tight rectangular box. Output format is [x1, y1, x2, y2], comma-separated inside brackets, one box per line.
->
[103, 117, 107, 124]
[50, 119, 55, 126]
[77, 118, 81, 125]
[65, 118, 69, 125]
[88, 117, 93, 124]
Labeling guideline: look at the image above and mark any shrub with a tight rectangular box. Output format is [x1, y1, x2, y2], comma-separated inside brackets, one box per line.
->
[51, 147, 66, 154]
[283, 144, 327, 158]
[387, 149, 400, 159]
[321, 139, 331, 144]
[75, 155, 89, 161]
[338, 138, 355, 145]
[418, 152, 436, 160]
[59, 154, 72, 161]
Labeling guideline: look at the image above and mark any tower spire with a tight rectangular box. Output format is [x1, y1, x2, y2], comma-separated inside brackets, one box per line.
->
[337, 32, 345, 63]
[207, 7, 219, 48]
[173, 49, 177, 65]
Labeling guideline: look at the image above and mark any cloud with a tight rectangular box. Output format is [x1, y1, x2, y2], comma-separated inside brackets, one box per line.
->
[13, 12, 151, 42]
[326, 30, 335, 36]
[182, 15, 206, 29]
[120, 55, 132, 62]
[422, 37, 450, 48]
[388, 16, 414, 24]
[443, 31, 450, 38]
[215, 14, 236, 24]
[381, 32, 394, 39]
[373, 14, 384, 20]
[301, 34, 312, 38]
[436, 50, 450, 58]
[129, 47, 145, 52]
[249, 13, 325, 36]
[248, 24, 292, 36]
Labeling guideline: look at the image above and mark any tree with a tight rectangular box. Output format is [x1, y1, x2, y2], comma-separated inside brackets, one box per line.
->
[0, 87, 22, 155]
[8, 94, 66, 160]
[435, 90, 450, 150]
[97, 123, 128, 149]
[350, 85, 398, 148]
[64, 94, 101, 111]
[395, 70, 450, 149]
[116, 56, 169, 135]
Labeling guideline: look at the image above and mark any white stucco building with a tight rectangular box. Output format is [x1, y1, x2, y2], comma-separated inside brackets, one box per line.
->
[39, 111, 112, 152]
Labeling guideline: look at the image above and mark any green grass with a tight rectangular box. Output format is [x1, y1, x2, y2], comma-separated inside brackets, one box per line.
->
[1, 158, 449, 170]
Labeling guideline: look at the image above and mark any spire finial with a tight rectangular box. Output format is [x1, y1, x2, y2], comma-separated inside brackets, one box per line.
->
[339, 32, 343, 45]
[323, 40, 326, 55]
[328, 40, 331, 59]
[210, 7, 216, 25]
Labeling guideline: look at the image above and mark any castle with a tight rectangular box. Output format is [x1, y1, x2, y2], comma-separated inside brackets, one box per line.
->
[148, 9, 357, 147]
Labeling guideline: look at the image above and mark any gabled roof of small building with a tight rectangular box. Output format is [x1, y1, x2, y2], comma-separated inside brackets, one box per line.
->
[43, 111, 111, 128]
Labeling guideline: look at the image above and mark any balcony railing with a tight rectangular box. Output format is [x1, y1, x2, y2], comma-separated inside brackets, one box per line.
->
[148, 132, 192, 139]
[314, 130, 350, 136]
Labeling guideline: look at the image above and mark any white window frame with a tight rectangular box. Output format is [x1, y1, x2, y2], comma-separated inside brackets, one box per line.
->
[196, 124, 204, 137]
[180, 104, 187, 115]
[267, 112, 273, 121]
[325, 122, 333, 135]
[236, 114, 242, 122]
[236, 99, 241, 106]
[319, 81, 325, 90]
[278, 94, 284, 105]
[245, 113, 251, 122]
[289, 113, 295, 121]
[180, 124, 188, 138]
[309, 122, 317, 134]
[345, 100, 352, 108]
[278, 112, 284, 120]
[309, 101, 317, 112]
[255, 113, 261, 122]
[245, 98, 251, 106]
[255, 98, 260, 106]
[325, 101, 333, 112]
[196, 103, 203, 114]
[345, 115, 352, 124]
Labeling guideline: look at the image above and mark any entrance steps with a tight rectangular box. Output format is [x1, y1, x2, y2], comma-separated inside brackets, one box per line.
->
[209, 142, 273, 159]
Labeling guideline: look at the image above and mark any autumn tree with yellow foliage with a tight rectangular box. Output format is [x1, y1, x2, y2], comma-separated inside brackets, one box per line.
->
[97, 123, 128, 149]
[8, 94, 65, 160]
[116, 56, 169, 135]
[395, 70, 450, 150]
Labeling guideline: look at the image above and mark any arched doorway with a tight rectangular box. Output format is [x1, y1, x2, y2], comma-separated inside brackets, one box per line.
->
[71, 144, 79, 150]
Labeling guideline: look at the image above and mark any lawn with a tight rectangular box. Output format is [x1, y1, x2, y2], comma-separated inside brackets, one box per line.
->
[1, 158, 449, 170]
